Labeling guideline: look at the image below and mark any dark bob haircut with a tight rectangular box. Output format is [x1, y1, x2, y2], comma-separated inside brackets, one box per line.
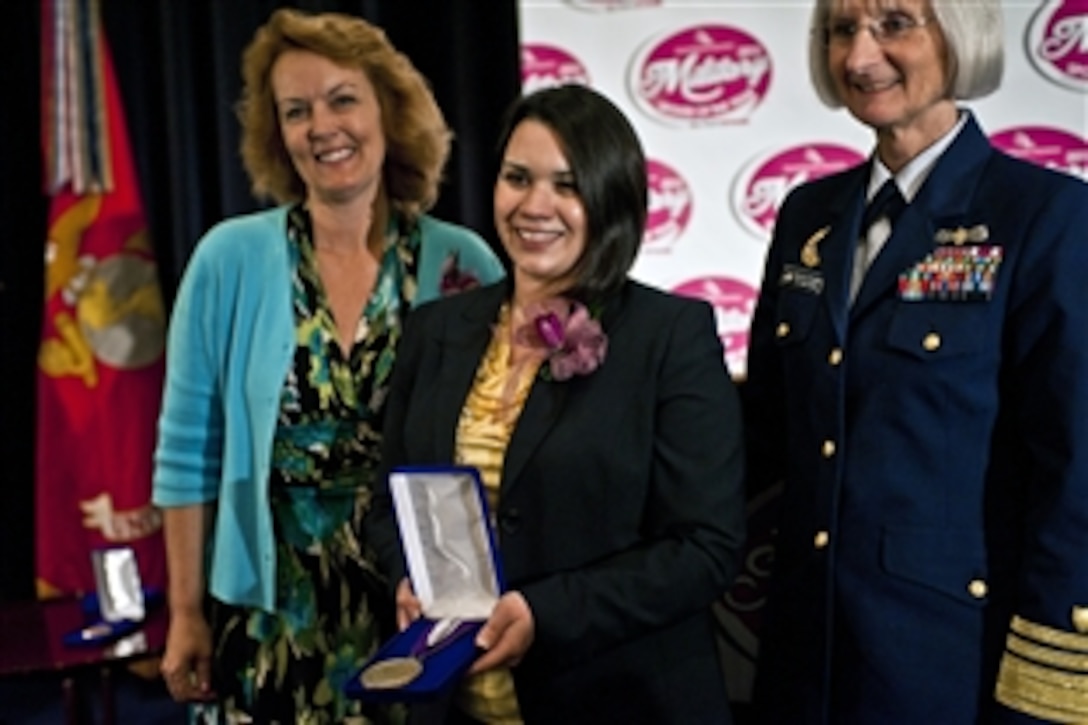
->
[495, 84, 647, 299]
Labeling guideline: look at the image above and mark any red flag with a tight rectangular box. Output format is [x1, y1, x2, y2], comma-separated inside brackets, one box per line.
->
[36, 0, 166, 598]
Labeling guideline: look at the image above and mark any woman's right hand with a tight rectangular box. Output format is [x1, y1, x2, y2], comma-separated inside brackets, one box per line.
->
[395, 577, 422, 631]
[160, 609, 216, 702]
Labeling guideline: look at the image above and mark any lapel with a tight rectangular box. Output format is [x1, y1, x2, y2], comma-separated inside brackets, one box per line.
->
[501, 372, 569, 497]
[428, 283, 506, 462]
[499, 288, 630, 497]
[427, 280, 595, 496]
[851, 113, 993, 318]
[815, 170, 869, 340]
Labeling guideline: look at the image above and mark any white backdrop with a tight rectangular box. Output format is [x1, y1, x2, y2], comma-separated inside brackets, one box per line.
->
[517, 0, 1088, 702]
[518, 0, 1088, 379]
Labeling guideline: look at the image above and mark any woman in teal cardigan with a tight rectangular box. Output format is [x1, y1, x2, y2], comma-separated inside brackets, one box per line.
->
[151, 9, 503, 724]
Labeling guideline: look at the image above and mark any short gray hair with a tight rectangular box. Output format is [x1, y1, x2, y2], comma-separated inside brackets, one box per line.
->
[807, 0, 1004, 108]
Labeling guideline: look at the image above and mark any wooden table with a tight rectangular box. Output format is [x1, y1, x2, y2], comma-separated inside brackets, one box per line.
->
[0, 595, 168, 724]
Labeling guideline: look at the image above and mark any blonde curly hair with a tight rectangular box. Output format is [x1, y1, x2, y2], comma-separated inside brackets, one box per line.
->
[237, 8, 451, 216]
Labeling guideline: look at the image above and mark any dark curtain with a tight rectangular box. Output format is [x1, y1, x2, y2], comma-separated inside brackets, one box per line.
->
[0, 0, 521, 602]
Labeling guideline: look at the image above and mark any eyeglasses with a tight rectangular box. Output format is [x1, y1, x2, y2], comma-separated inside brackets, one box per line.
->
[821, 10, 932, 47]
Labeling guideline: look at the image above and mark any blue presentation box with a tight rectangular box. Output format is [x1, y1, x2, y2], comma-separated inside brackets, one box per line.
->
[346, 465, 504, 702]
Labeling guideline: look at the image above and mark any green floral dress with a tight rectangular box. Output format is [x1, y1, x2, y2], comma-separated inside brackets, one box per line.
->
[208, 205, 418, 725]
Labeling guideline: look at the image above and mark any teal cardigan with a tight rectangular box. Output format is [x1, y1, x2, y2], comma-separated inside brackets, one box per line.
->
[152, 205, 504, 610]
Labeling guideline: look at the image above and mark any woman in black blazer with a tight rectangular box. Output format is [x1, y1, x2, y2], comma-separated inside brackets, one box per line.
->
[367, 84, 745, 724]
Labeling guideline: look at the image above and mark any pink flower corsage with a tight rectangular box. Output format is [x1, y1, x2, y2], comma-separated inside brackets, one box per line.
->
[516, 298, 607, 381]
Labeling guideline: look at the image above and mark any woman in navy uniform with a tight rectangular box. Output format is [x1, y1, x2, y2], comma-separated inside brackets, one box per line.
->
[745, 0, 1088, 722]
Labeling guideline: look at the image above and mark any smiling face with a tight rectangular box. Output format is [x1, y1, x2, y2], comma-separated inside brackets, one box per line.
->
[494, 119, 588, 300]
[271, 49, 386, 207]
[826, 0, 957, 154]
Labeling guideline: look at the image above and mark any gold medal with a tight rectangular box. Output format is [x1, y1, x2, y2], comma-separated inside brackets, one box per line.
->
[359, 656, 424, 689]
[358, 618, 474, 691]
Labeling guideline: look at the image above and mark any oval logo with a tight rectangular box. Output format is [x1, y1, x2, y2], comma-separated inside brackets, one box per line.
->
[644, 158, 693, 252]
[521, 44, 591, 94]
[629, 24, 773, 126]
[671, 276, 758, 377]
[564, 0, 661, 9]
[990, 125, 1088, 181]
[733, 143, 865, 240]
[1026, 0, 1088, 92]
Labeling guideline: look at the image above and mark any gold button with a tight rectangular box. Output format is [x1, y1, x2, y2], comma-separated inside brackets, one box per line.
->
[821, 440, 836, 458]
[1072, 606, 1088, 634]
[828, 348, 843, 366]
[776, 322, 790, 338]
[967, 579, 988, 599]
[814, 530, 829, 549]
[922, 332, 941, 351]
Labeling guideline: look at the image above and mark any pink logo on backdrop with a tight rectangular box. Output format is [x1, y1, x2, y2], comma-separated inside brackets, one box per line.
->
[521, 44, 591, 94]
[644, 159, 693, 251]
[1026, 0, 1088, 92]
[565, 0, 661, 9]
[630, 25, 773, 125]
[672, 276, 758, 376]
[734, 143, 865, 239]
[990, 126, 1088, 181]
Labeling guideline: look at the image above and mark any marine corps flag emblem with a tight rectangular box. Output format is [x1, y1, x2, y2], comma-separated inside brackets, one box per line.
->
[36, 0, 166, 597]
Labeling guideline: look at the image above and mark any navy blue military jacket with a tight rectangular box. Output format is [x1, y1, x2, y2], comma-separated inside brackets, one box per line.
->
[745, 112, 1088, 724]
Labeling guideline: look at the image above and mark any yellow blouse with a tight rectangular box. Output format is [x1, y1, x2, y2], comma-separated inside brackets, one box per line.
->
[453, 305, 539, 725]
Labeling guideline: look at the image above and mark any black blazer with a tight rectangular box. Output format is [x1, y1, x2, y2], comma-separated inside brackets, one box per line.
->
[368, 279, 745, 724]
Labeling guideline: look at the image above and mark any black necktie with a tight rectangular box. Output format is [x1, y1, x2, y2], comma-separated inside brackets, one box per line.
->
[851, 179, 907, 302]
[861, 179, 906, 231]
